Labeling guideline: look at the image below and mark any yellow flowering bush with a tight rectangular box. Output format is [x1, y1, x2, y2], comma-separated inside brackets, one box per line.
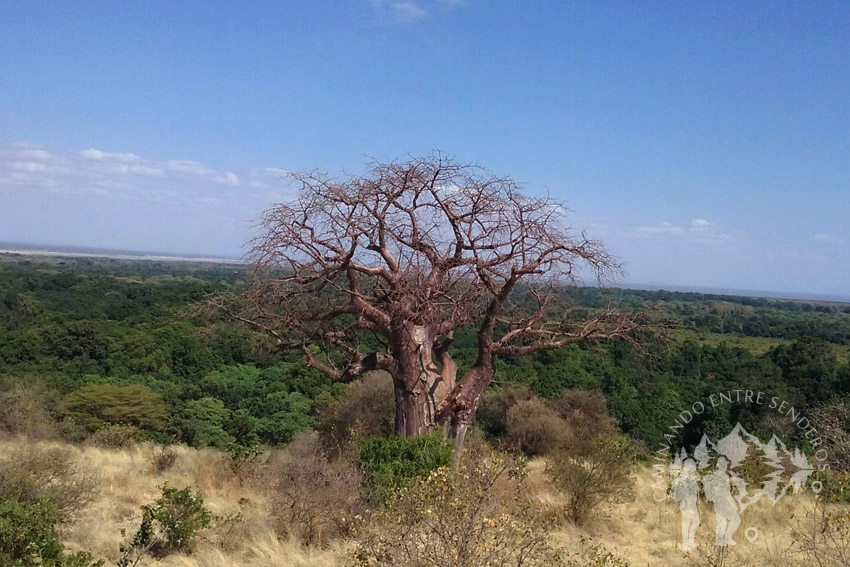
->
[350, 450, 628, 567]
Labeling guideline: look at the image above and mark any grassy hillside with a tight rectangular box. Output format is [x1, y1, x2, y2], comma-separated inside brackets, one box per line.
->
[3, 256, 850, 566]
[0, 437, 833, 567]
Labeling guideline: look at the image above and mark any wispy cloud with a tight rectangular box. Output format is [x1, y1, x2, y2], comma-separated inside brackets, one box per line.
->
[371, 0, 428, 21]
[637, 221, 683, 236]
[687, 218, 732, 242]
[0, 142, 291, 216]
[637, 218, 734, 243]
[369, 0, 463, 22]
[0, 142, 301, 256]
[813, 232, 846, 244]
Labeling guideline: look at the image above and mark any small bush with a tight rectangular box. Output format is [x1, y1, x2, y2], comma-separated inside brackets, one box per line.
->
[807, 469, 850, 504]
[505, 398, 570, 457]
[791, 496, 850, 567]
[148, 445, 178, 475]
[0, 446, 98, 517]
[357, 433, 453, 503]
[547, 434, 636, 525]
[263, 433, 363, 546]
[87, 424, 140, 449]
[811, 398, 850, 473]
[0, 498, 103, 567]
[350, 453, 565, 567]
[479, 386, 617, 458]
[0, 498, 63, 564]
[550, 389, 616, 456]
[565, 537, 631, 567]
[225, 442, 263, 486]
[476, 383, 535, 439]
[118, 484, 212, 565]
[316, 371, 395, 455]
[0, 382, 58, 441]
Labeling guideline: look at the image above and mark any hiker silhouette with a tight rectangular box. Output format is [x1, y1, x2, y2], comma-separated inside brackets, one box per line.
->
[702, 457, 741, 546]
[672, 457, 700, 551]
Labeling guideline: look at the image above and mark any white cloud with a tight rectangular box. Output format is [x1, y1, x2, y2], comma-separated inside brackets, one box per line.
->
[0, 141, 302, 256]
[80, 148, 140, 162]
[369, 0, 463, 22]
[16, 148, 52, 161]
[391, 1, 429, 19]
[813, 233, 846, 244]
[0, 141, 293, 208]
[165, 159, 213, 176]
[11, 161, 48, 173]
[636, 218, 734, 243]
[687, 218, 731, 242]
[638, 221, 683, 235]
[129, 164, 166, 178]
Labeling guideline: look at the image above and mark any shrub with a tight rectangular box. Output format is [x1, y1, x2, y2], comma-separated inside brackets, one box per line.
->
[59, 384, 167, 433]
[148, 445, 178, 475]
[806, 469, 850, 505]
[118, 484, 212, 565]
[255, 405, 313, 446]
[350, 453, 566, 567]
[791, 495, 850, 567]
[87, 424, 140, 449]
[0, 498, 63, 564]
[550, 389, 616, 456]
[476, 383, 535, 439]
[225, 443, 263, 486]
[0, 498, 103, 567]
[316, 371, 395, 455]
[224, 409, 260, 448]
[263, 433, 363, 546]
[547, 434, 636, 525]
[0, 445, 98, 517]
[0, 382, 58, 440]
[357, 434, 453, 503]
[565, 537, 631, 567]
[499, 389, 617, 458]
[811, 397, 850, 473]
[505, 398, 570, 457]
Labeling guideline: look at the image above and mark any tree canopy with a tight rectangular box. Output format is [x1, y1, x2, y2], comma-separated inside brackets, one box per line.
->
[218, 154, 643, 452]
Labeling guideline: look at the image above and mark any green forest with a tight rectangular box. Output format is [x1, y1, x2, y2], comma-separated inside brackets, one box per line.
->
[3, 253, 849, 455]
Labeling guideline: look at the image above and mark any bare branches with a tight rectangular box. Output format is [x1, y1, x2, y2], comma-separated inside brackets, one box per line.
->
[219, 153, 647, 436]
[493, 307, 647, 356]
[248, 154, 620, 336]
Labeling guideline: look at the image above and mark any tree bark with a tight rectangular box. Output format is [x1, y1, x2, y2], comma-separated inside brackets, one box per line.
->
[393, 323, 458, 437]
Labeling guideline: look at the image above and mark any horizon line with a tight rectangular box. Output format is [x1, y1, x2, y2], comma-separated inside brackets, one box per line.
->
[1, 241, 847, 304]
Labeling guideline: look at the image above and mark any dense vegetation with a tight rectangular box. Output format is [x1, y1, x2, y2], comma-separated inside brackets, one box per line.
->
[2, 254, 849, 455]
[3, 254, 850, 565]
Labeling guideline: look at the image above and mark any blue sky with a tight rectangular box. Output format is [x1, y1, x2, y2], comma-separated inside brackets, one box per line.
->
[1, 2, 848, 296]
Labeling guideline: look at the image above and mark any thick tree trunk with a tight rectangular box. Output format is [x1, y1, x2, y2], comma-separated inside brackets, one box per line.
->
[394, 386, 431, 437]
[392, 323, 457, 437]
[440, 363, 495, 463]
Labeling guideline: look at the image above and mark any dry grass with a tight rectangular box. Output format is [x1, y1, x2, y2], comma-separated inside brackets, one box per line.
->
[0, 437, 832, 566]
[534, 459, 811, 566]
[0, 438, 346, 567]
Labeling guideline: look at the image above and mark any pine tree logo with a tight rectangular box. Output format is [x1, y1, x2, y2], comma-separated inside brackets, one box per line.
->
[670, 423, 815, 549]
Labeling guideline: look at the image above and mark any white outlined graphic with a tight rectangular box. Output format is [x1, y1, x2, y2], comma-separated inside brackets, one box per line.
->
[668, 422, 816, 548]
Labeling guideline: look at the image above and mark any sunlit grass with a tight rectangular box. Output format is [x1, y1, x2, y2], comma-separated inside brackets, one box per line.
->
[0, 437, 829, 566]
[668, 328, 788, 356]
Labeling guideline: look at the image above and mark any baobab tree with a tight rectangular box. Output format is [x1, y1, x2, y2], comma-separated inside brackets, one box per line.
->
[218, 154, 642, 455]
